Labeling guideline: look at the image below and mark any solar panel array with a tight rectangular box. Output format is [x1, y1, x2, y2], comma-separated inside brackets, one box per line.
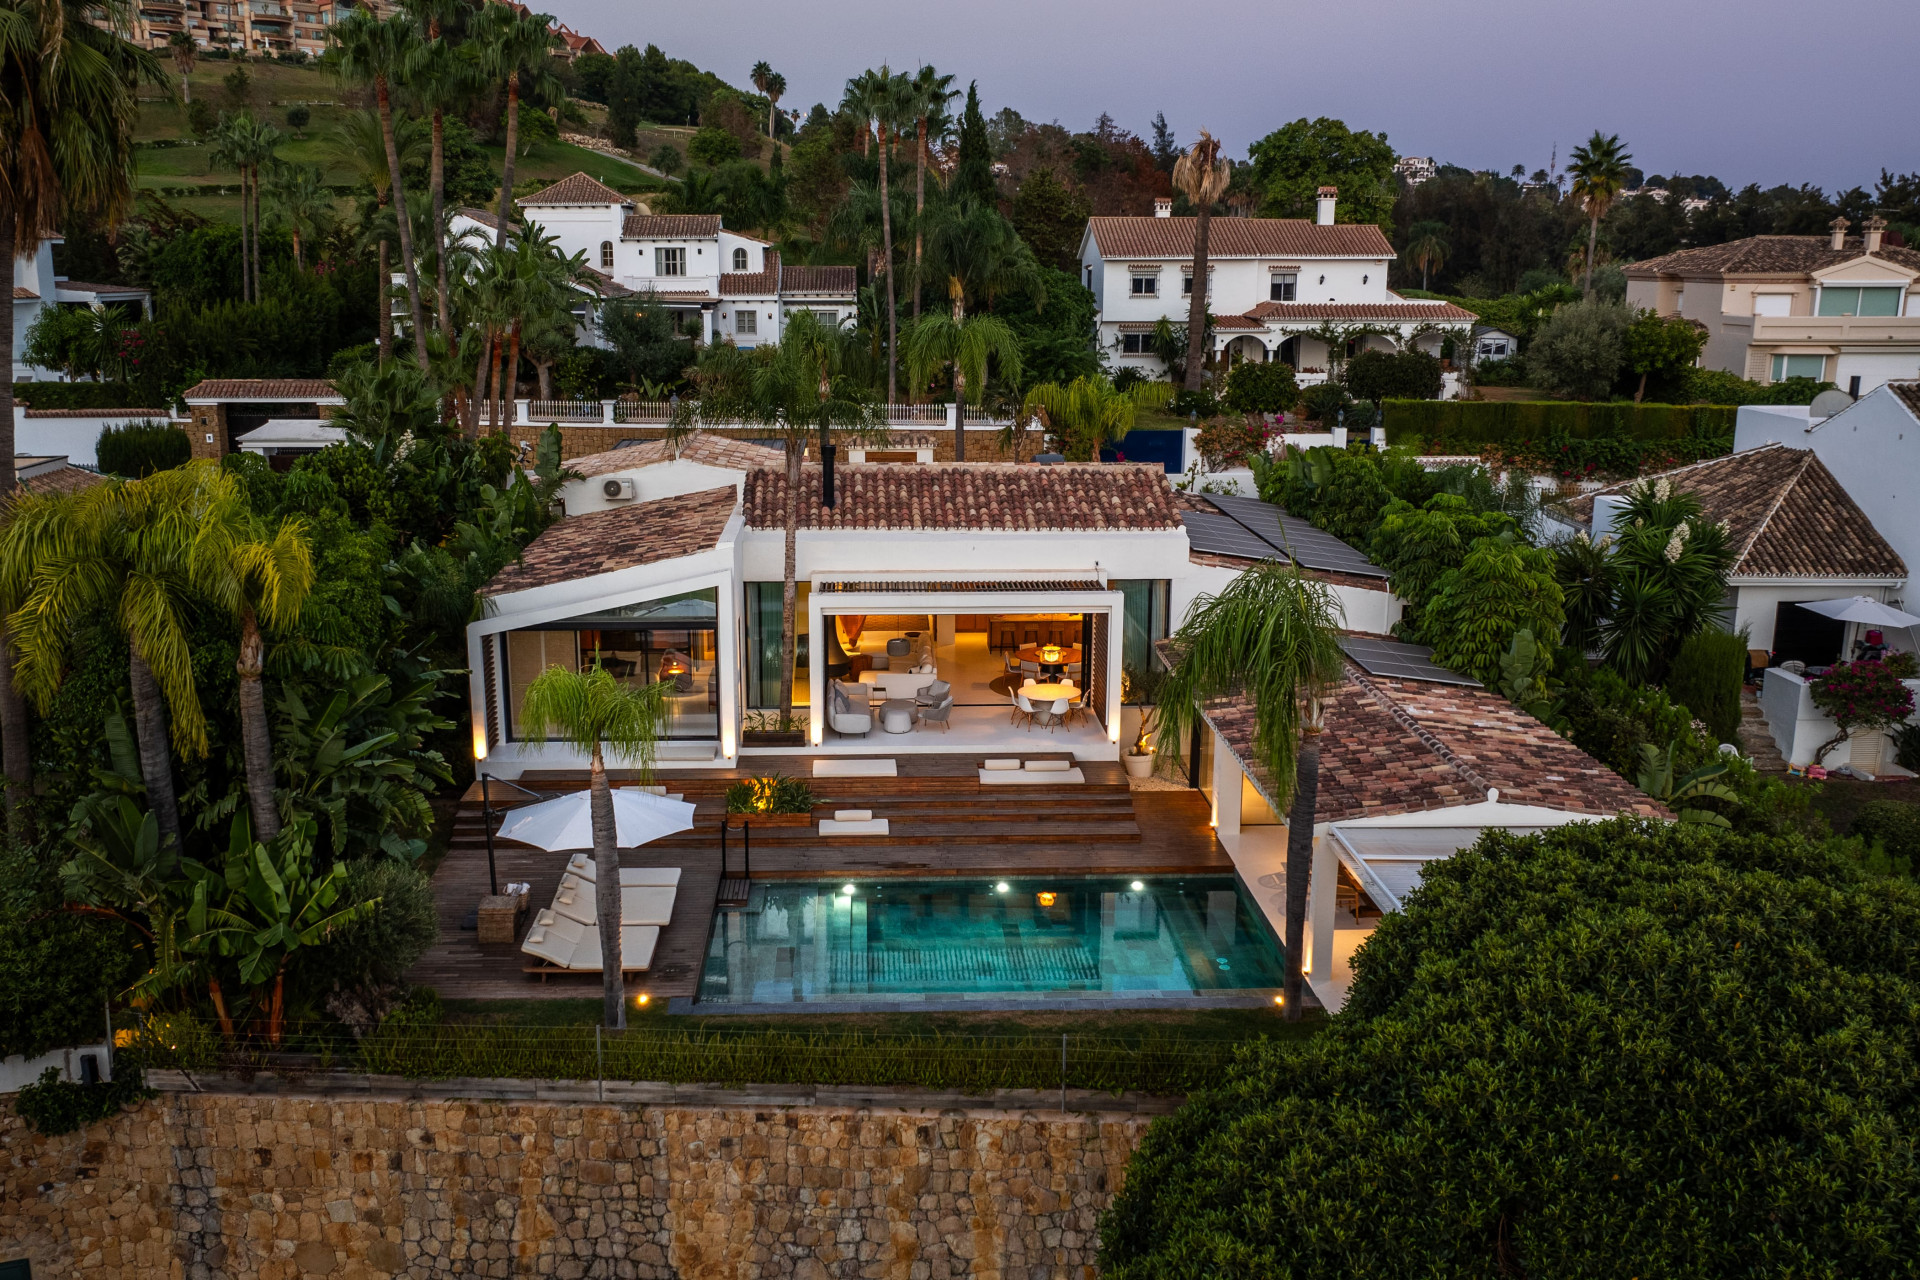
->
[1181, 511, 1288, 563]
[1199, 494, 1390, 580]
[1338, 634, 1482, 687]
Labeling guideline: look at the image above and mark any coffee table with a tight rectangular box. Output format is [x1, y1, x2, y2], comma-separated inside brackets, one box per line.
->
[879, 698, 917, 733]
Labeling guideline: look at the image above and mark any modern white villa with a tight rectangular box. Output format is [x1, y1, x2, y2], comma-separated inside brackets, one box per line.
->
[1077, 188, 1475, 377]
[510, 172, 858, 348]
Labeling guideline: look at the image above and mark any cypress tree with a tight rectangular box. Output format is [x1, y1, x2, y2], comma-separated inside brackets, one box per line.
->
[953, 82, 995, 205]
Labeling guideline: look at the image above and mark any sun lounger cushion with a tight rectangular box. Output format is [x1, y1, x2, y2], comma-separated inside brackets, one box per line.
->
[562, 854, 682, 887]
[563, 924, 660, 972]
[981, 758, 1021, 771]
[818, 818, 890, 835]
[520, 910, 591, 967]
[978, 768, 1086, 785]
[549, 883, 678, 927]
[1024, 758, 1073, 772]
[834, 809, 873, 821]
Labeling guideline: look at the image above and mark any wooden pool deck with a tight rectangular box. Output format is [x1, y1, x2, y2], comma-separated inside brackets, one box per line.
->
[407, 753, 1232, 1004]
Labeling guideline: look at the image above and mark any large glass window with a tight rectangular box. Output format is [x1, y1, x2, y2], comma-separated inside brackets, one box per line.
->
[1770, 353, 1828, 382]
[1816, 286, 1902, 317]
[504, 588, 720, 740]
[1270, 272, 1297, 301]
[744, 582, 810, 708]
[655, 246, 686, 277]
[1115, 579, 1172, 695]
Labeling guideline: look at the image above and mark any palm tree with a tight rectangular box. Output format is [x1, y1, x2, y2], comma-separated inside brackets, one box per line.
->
[401, 1, 477, 339]
[517, 664, 668, 1029]
[750, 60, 776, 138]
[474, 3, 558, 251]
[905, 309, 1020, 461]
[764, 71, 785, 145]
[1021, 374, 1172, 462]
[9, 464, 249, 852]
[0, 0, 163, 494]
[1404, 221, 1449, 291]
[333, 8, 431, 368]
[168, 29, 195, 102]
[672, 313, 889, 722]
[201, 517, 314, 841]
[842, 66, 910, 401]
[906, 65, 957, 325]
[1153, 562, 1346, 1020]
[1567, 130, 1632, 296]
[1172, 130, 1231, 392]
[263, 161, 335, 269]
[920, 194, 1047, 320]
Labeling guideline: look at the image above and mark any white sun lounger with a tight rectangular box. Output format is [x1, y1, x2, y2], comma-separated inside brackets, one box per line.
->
[520, 910, 659, 974]
[549, 878, 677, 927]
[562, 853, 683, 887]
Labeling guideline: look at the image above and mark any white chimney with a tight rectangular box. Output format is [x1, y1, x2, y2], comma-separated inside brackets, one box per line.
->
[1864, 215, 1887, 255]
[1316, 186, 1338, 226]
[1153, 197, 1172, 218]
[1829, 215, 1850, 251]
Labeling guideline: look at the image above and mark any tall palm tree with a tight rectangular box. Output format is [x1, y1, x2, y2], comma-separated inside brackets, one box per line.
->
[517, 663, 668, 1029]
[474, 3, 558, 251]
[333, 8, 431, 368]
[201, 516, 314, 841]
[921, 194, 1047, 320]
[1568, 130, 1632, 296]
[167, 29, 195, 102]
[672, 313, 889, 721]
[263, 160, 335, 269]
[842, 66, 910, 401]
[1404, 221, 1449, 291]
[1172, 130, 1231, 392]
[764, 71, 785, 145]
[750, 60, 776, 138]
[905, 308, 1020, 461]
[1154, 563, 1346, 1020]
[401, 1, 476, 339]
[10, 464, 249, 852]
[906, 65, 956, 325]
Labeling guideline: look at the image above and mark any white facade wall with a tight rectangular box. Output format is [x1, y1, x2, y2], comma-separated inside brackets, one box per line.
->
[15, 409, 177, 467]
[12, 239, 59, 380]
[558, 459, 755, 515]
[1730, 581, 1902, 652]
[1173, 556, 1403, 637]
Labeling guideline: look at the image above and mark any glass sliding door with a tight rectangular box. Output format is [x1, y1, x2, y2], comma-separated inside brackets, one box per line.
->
[504, 587, 721, 740]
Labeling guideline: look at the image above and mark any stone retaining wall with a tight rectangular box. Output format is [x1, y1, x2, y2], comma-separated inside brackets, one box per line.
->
[2, 1080, 1154, 1278]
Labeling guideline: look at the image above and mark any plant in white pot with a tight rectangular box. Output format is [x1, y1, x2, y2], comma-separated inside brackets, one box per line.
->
[1123, 665, 1167, 780]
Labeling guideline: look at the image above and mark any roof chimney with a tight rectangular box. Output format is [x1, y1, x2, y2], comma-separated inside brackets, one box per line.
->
[1829, 215, 1850, 251]
[1316, 186, 1338, 226]
[1863, 215, 1887, 255]
[1153, 197, 1172, 218]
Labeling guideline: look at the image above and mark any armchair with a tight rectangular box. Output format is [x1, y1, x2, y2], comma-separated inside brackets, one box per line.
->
[828, 681, 873, 738]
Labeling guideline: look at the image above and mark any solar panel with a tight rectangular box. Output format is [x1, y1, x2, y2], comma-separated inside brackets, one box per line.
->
[1182, 511, 1288, 563]
[1205, 494, 1389, 579]
[1338, 634, 1482, 687]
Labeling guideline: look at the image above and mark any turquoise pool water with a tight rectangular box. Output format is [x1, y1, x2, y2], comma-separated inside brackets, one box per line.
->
[696, 875, 1284, 1005]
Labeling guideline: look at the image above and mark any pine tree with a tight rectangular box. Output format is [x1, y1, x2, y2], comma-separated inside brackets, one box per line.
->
[953, 82, 995, 205]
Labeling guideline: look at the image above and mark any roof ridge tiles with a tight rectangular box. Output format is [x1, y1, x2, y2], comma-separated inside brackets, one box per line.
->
[1344, 664, 1498, 800]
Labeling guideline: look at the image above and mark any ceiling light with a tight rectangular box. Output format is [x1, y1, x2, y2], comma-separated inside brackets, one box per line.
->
[995, 881, 1010, 893]
[1130, 880, 1145, 891]
[840, 883, 856, 895]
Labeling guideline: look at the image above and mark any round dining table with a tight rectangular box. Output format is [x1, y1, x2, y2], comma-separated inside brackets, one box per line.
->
[1018, 682, 1080, 728]
[1014, 645, 1082, 666]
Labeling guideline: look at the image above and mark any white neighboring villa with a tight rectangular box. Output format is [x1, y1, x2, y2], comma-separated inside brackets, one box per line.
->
[1077, 188, 1475, 379]
[506, 172, 857, 349]
[11, 234, 151, 380]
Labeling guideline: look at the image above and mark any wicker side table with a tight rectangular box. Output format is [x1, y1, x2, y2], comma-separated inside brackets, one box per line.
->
[477, 893, 525, 944]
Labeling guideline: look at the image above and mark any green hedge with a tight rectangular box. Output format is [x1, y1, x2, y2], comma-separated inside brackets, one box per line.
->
[12, 381, 165, 410]
[1383, 399, 1737, 449]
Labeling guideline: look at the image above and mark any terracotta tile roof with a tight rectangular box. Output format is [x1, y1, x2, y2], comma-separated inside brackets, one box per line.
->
[1202, 665, 1665, 825]
[579, 266, 635, 298]
[1212, 314, 1267, 330]
[12, 287, 37, 299]
[519, 172, 629, 207]
[718, 253, 858, 297]
[567, 432, 786, 479]
[1086, 216, 1395, 261]
[744, 463, 1185, 532]
[22, 407, 170, 418]
[180, 378, 341, 402]
[1626, 235, 1920, 277]
[55, 279, 148, 295]
[1243, 299, 1478, 322]
[1563, 445, 1904, 580]
[482, 486, 737, 596]
[456, 206, 518, 232]
[1888, 381, 1920, 419]
[621, 214, 722, 239]
[18, 465, 105, 496]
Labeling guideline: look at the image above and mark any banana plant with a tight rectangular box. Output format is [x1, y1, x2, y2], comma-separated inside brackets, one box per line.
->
[188, 815, 376, 1045]
[1636, 739, 1740, 827]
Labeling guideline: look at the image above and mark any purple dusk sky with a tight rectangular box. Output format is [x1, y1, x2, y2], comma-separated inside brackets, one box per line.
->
[551, 0, 1914, 193]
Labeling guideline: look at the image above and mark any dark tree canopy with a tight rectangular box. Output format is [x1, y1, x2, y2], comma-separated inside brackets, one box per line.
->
[1101, 818, 1920, 1279]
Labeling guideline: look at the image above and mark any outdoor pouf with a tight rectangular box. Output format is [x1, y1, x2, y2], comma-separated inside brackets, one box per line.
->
[880, 698, 916, 733]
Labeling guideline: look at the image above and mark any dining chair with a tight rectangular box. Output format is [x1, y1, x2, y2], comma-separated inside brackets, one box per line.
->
[1044, 697, 1069, 732]
[1014, 692, 1038, 730]
[1021, 660, 1040, 680]
[1003, 651, 1023, 677]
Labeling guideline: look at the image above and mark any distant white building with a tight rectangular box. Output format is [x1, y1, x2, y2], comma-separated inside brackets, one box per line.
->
[1394, 156, 1436, 186]
[11, 235, 151, 381]
[513, 172, 857, 348]
[1077, 188, 1474, 377]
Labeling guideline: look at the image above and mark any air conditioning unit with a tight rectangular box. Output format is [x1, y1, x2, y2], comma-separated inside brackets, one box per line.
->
[602, 477, 637, 501]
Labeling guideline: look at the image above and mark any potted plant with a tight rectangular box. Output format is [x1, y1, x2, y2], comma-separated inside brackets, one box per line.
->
[741, 708, 808, 748]
[1123, 665, 1168, 780]
[724, 773, 819, 826]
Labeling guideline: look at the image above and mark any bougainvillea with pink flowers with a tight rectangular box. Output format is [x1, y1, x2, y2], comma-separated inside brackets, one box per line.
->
[1810, 659, 1916, 763]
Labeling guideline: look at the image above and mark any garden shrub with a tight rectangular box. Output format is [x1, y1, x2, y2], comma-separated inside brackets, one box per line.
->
[1382, 398, 1736, 453]
[1100, 818, 1920, 1278]
[1526, 296, 1632, 398]
[95, 420, 191, 477]
[1419, 533, 1564, 686]
[1308, 448, 1394, 544]
[1810, 659, 1916, 765]
[1168, 387, 1219, 419]
[14, 1066, 153, 1136]
[1368, 494, 1516, 635]
[1554, 660, 1713, 778]
[1191, 417, 1268, 469]
[1849, 800, 1920, 877]
[12, 381, 159, 410]
[1665, 629, 1747, 744]
[1343, 348, 1442, 402]
[687, 125, 742, 166]
[1220, 361, 1297, 415]
[1298, 381, 1349, 422]
[300, 860, 439, 994]
[725, 774, 818, 815]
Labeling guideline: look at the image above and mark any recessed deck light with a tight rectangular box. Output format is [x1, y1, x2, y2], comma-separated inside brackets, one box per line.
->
[1130, 880, 1145, 891]
[995, 881, 1010, 893]
[841, 883, 857, 896]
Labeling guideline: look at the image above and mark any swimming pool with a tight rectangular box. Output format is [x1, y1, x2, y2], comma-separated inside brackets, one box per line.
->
[695, 875, 1284, 1005]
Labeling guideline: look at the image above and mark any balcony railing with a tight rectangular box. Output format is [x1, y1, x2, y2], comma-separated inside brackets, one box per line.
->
[480, 400, 1019, 429]
[1748, 314, 1920, 344]
[527, 399, 604, 423]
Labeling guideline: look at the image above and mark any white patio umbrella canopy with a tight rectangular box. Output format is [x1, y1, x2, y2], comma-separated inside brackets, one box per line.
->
[1794, 596, 1920, 629]
[495, 788, 696, 851]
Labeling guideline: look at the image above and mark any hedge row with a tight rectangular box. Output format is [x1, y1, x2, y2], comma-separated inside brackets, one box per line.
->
[1383, 399, 1737, 449]
[12, 382, 165, 410]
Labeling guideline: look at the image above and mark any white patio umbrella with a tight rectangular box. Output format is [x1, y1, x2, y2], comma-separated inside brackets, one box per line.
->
[1793, 596, 1920, 629]
[495, 788, 697, 851]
